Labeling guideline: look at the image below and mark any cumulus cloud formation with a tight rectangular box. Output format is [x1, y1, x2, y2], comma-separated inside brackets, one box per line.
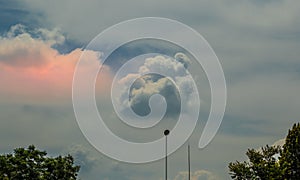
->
[174, 52, 190, 69]
[0, 24, 112, 102]
[3, 24, 64, 46]
[116, 54, 196, 118]
[139, 54, 190, 77]
[174, 170, 219, 180]
[0, 24, 60, 67]
[129, 74, 180, 116]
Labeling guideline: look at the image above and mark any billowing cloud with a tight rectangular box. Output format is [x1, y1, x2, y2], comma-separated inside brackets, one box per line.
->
[0, 24, 60, 67]
[139, 54, 190, 77]
[0, 24, 112, 103]
[0, 24, 113, 160]
[116, 54, 196, 119]
[129, 74, 180, 116]
[174, 52, 190, 69]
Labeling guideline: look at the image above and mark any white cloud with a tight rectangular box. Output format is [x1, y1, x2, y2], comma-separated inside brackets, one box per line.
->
[4, 24, 65, 46]
[139, 55, 188, 77]
[174, 52, 190, 68]
[174, 170, 219, 180]
[36, 27, 65, 45]
[5, 24, 27, 38]
[116, 54, 197, 117]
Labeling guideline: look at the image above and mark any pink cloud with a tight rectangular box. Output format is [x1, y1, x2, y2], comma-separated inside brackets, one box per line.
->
[0, 29, 112, 104]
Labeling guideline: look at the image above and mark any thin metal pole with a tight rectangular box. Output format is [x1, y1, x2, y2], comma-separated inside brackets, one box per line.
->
[188, 144, 191, 180]
[163, 129, 169, 180]
[165, 135, 168, 180]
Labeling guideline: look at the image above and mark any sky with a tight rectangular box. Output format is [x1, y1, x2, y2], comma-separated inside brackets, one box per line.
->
[0, 0, 300, 179]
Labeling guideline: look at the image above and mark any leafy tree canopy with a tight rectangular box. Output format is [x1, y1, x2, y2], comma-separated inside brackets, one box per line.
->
[229, 123, 300, 180]
[0, 145, 80, 180]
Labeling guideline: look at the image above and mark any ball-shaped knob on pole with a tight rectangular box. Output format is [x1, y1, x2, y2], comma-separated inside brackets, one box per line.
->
[164, 129, 170, 136]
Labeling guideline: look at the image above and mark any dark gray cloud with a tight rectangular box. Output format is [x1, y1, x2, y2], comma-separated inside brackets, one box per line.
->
[0, 0, 43, 33]
[103, 39, 185, 73]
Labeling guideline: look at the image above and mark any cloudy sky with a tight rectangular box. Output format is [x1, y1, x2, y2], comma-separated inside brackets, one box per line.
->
[1, 0, 300, 179]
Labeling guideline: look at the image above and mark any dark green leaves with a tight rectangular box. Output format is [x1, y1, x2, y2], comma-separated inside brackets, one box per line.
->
[0, 145, 80, 180]
[229, 145, 282, 180]
[229, 123, 300, 180]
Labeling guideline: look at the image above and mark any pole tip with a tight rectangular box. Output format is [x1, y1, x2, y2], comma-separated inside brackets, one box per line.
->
[164, 129, 170, 136]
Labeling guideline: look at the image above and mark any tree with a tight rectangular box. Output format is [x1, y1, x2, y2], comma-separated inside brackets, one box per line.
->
[228, 145, 282, 180]
[0, 145, 80, 180]
[280, 123, 300, 179]
[229, 123, 300, 179]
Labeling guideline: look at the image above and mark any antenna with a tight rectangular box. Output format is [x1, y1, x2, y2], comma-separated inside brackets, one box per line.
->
[164, 130, 170, 180]
[188, 144, 191, 180]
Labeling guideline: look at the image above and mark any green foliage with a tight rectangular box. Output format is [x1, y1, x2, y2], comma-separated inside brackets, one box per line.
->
[0, 145, 80, 180]
[229, 123, 300, 179]
[229, 145, 282, 180]
[280, 123, 300, 179]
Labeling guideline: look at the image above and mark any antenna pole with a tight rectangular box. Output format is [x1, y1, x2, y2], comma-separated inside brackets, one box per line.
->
[164, 130, 170, 180]
[165, 135, 168, 180]
[188, 144, 191, 180]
